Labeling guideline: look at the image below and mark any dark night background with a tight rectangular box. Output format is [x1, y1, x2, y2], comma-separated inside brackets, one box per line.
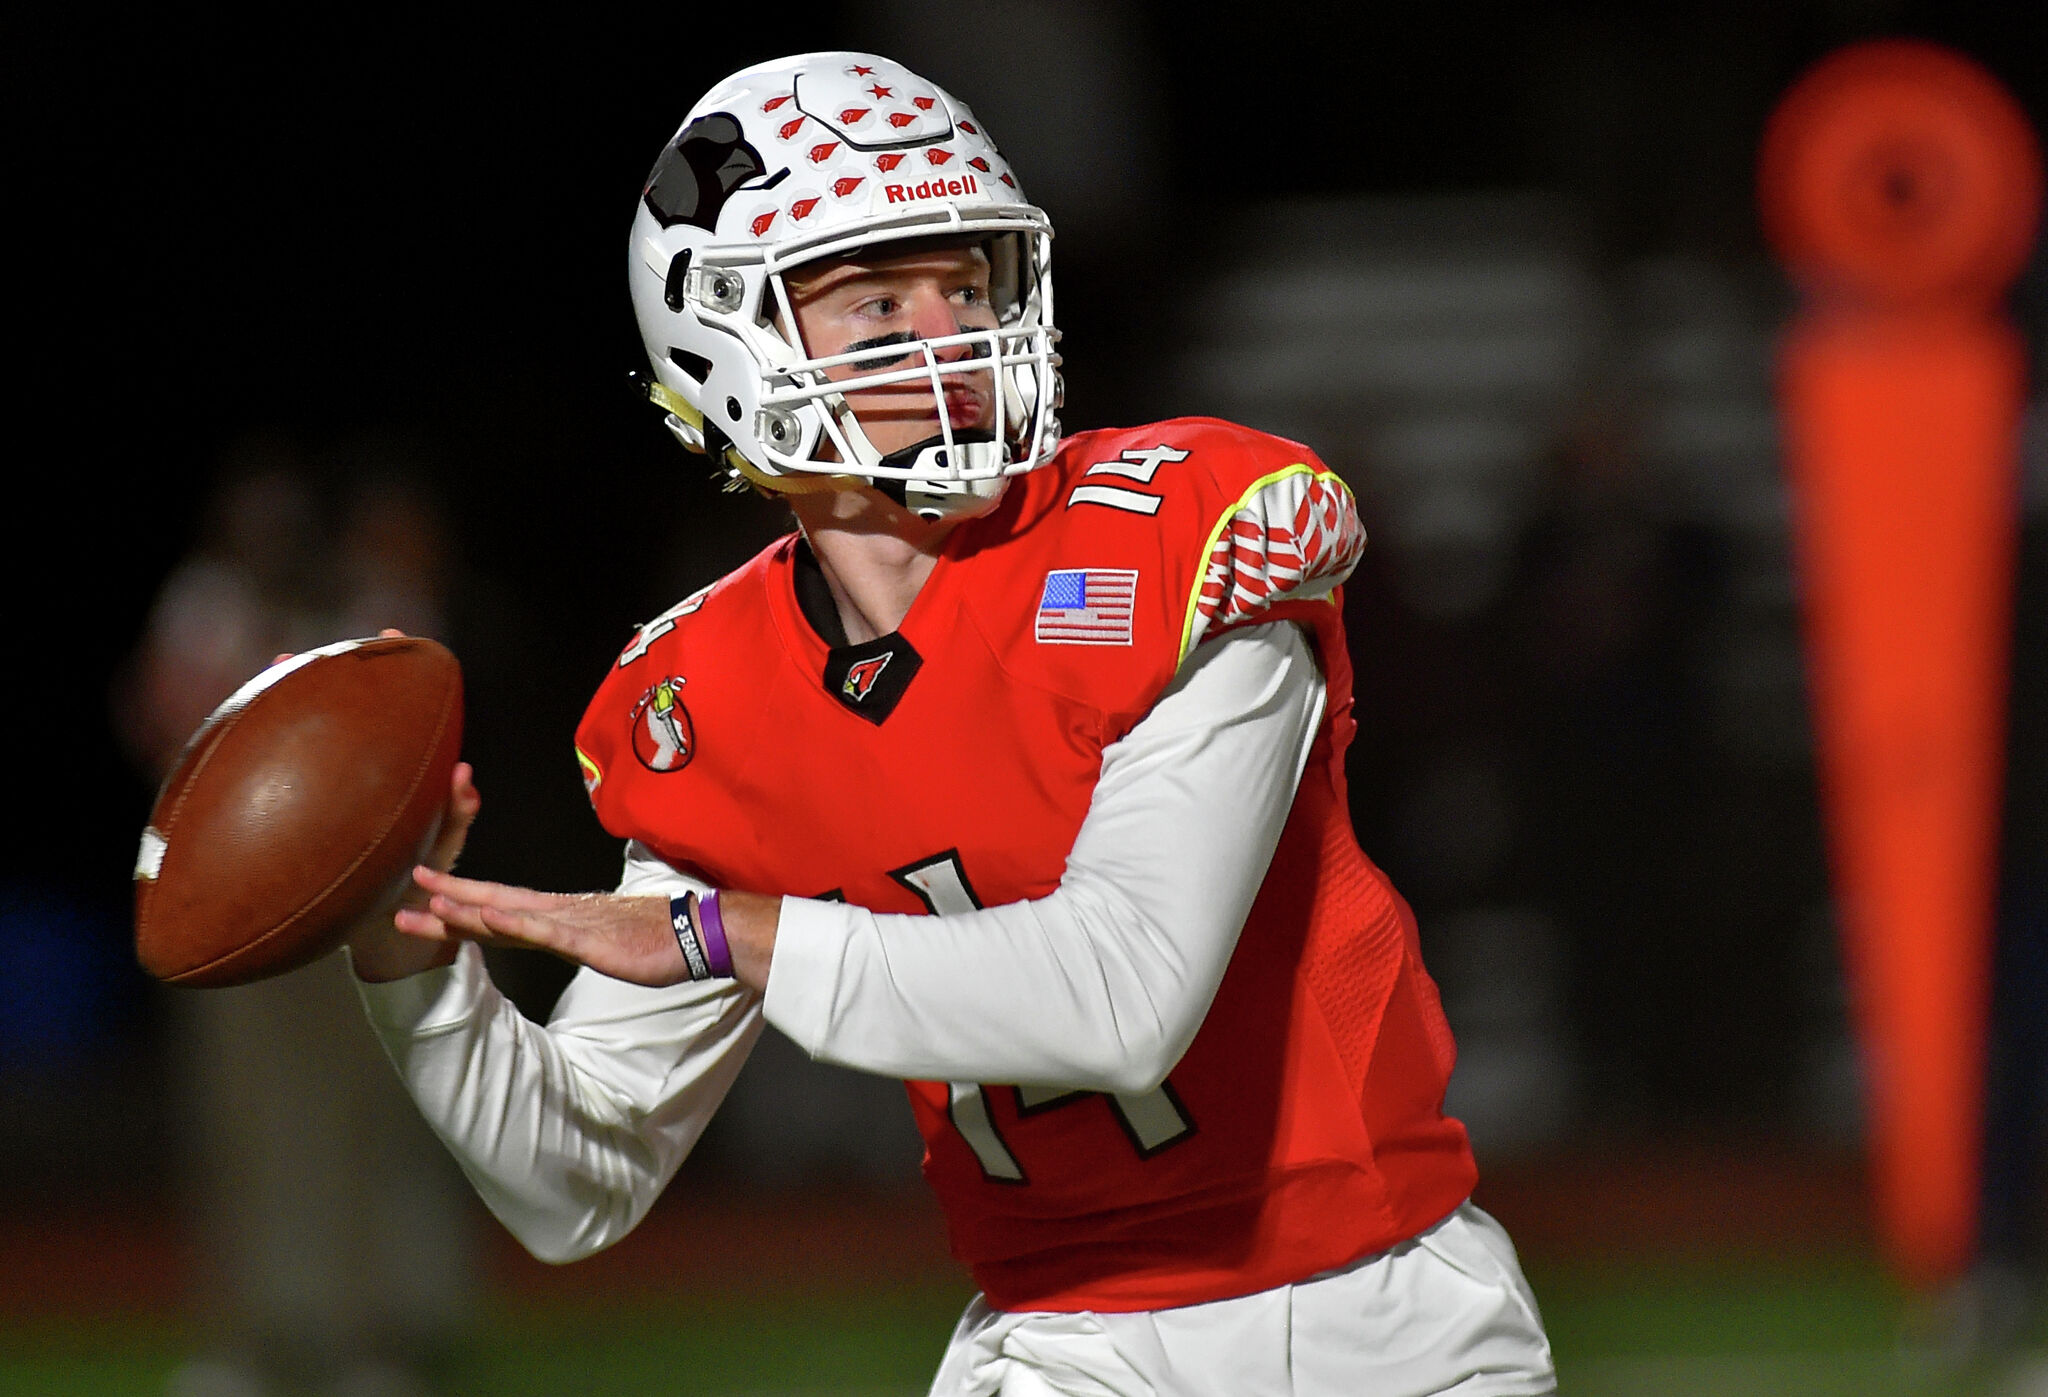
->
[5, 2, 2047, 1379]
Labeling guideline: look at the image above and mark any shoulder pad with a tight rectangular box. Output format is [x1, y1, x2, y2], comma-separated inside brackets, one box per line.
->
[1034, 418, 1365, 658]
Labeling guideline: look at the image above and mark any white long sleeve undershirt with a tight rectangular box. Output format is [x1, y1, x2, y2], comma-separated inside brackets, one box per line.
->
[355, 621, 1324, 1262]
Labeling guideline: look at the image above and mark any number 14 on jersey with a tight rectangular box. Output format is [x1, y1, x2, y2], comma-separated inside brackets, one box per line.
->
[895, 853, 1198, 1184]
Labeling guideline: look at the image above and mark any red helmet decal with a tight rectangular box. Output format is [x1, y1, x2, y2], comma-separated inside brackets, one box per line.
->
[778, 117, 805, 141]
[913, 96, 936, 111]
[875, 152, 906, 171]
[839, 107, 870, 124]
[751, 209, 777, 236]
[809, 141, 840, 163]
[959, 121, 978, 134]
[790, 196, 821, 221]
[849, 65, 875, 76]
[926, 148, 953, 165]
[867, 83, 893, 99]
[762, 95, 792, 112]
[888, 112, 917, 129]
[968, 156, 991, 172]
[832, 176, 865, 197]
[1000, 173, 1015, 187]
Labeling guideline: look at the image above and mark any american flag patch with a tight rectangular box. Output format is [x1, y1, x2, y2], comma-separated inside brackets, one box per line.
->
[1036, 568, 1138, 645]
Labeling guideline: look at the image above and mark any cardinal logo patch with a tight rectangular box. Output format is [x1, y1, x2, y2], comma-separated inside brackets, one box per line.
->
[842, 653, 893, 701]
[629, 676, 695, 772]
[822, 635, 922, 724]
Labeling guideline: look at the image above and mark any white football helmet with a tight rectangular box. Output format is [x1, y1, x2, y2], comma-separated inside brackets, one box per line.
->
[628, 52, 1062, 519]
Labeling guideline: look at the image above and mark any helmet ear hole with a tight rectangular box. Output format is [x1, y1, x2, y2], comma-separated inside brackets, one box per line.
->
[667, 346, 712, 383]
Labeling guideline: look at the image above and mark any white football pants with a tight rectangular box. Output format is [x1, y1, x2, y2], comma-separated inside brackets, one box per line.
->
[927, 1203, 1555, 1397]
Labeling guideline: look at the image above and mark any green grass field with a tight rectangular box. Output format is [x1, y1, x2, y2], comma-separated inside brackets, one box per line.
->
[6, 1258, 2045, 1396]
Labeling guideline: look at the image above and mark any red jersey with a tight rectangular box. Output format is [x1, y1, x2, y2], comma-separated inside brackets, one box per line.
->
[573, 417, 1477, 1311]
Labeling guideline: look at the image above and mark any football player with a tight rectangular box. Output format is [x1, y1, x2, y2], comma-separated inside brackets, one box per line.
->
[348, 52, 1556, 1395]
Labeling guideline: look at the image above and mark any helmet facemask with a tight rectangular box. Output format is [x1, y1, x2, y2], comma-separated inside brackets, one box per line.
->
[692, 221, 1061, 519]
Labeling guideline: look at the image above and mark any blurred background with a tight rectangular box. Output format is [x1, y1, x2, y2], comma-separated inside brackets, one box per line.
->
[6, 2, 2045, 1393]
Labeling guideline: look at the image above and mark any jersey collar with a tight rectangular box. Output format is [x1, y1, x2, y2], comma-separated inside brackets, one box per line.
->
[784, 536, 930, 724]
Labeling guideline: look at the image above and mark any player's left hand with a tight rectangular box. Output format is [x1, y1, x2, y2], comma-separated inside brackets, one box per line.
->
[397, 868, 686, 986]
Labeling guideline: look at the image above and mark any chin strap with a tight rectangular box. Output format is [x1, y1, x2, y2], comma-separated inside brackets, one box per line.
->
[876, 428, 1002, 476]
[875, 431, 1009, 521]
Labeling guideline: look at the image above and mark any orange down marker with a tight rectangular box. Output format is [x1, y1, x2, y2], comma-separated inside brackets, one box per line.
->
[1760, 40, 2041, 1290]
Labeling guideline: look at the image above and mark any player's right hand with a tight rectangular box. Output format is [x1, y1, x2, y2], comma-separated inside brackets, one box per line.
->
[394, 869, 685, 987]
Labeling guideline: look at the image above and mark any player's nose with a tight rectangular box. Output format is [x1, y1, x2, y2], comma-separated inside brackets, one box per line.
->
[909, 286, 972, 358]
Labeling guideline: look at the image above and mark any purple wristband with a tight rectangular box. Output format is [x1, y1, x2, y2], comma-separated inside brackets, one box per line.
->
[695, 888, 734, 979]
[669, 895, 709, 980]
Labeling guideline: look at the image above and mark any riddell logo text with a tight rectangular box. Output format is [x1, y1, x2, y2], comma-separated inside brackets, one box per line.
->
[884, 174, 979, 203]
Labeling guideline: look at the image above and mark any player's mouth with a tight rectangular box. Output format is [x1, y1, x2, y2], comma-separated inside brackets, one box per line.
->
[941, 383, 990, 430]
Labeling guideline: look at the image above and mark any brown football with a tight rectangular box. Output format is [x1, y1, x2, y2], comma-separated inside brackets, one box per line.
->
[134, 635, 464, 987]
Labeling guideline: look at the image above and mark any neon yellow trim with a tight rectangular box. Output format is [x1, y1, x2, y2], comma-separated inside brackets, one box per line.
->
[647, 380, 703, 429]
[1177, 464, 1357, 665]
[574, 745, 603, 791]
[728, 455, 862, 496]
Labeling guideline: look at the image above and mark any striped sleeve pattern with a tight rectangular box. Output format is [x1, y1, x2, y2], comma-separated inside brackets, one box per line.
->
[1182, 465, 1366, 657]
